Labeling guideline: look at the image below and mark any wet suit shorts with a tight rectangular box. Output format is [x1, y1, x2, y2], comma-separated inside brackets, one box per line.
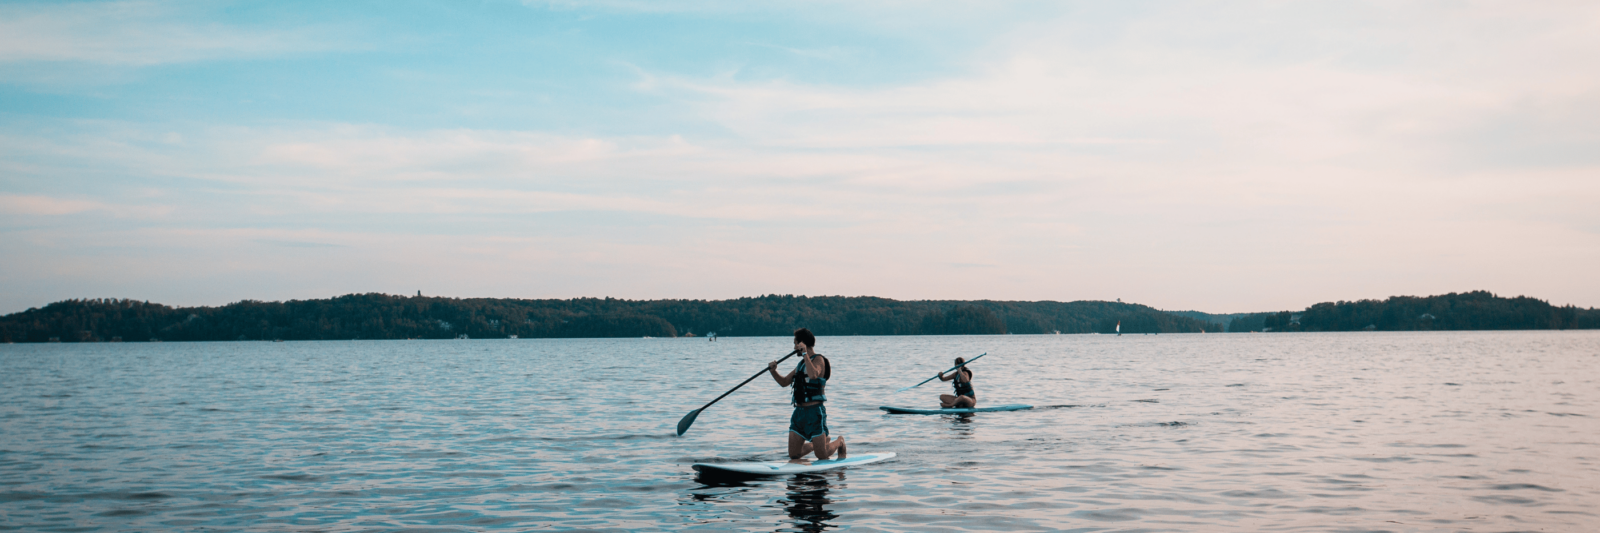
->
[789, 404, 828, 440]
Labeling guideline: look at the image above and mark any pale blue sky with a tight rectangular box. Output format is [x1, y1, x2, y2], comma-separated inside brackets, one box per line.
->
[3, 0, 1598, 314]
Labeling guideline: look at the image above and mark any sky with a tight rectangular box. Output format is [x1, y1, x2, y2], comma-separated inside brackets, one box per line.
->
[2, 0, 1598, 315]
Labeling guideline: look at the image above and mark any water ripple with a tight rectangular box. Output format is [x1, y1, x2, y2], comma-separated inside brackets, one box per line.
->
[3, 332, 1598, 531]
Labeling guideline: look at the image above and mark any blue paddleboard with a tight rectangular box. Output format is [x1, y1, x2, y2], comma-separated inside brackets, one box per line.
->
[879, 404, 1033, 415]
[692, 452, 896, 475]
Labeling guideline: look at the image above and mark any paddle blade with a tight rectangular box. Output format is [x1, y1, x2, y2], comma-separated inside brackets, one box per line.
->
[676, 408, 701, 436]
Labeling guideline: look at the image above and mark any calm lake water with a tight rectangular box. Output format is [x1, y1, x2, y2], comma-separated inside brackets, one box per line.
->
[2, 332, 1597, 532]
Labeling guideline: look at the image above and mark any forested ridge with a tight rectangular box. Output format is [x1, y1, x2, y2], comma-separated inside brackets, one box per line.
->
[0, 294, 1217, 343]
[1226, 291, 1600, 332]
[7, 291, 1590, 343]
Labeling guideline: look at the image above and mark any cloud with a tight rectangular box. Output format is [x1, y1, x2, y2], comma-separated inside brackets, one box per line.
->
[253, 239, 347, 249]
[741, 42, 859, 61]
[0, 194, 171, 218]
[2, 1, 1599, 313]
[0, 194, 103, 215]
[0, 1, 345, 65]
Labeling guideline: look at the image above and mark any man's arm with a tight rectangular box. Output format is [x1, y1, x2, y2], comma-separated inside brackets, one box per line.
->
[802, 348, 824, 379]
[769, 361, 795, 387]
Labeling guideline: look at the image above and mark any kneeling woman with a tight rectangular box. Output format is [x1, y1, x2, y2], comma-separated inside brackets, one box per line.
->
[768, 328, 846, 462]
[938, 357, 977, 408]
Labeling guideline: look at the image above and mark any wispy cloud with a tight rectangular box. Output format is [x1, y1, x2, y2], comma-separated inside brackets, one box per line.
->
[0, 1, 347, 65]
[741, 42, 859, 61]
[2, 1, 1598, 313]
[0, 194, 172, 218]
[0, 194, 103, 216]
[253, 238, 347, 249]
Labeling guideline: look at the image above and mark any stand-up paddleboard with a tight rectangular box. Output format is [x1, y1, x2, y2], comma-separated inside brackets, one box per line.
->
[693, 452, 895, 476]
[880, 404, 1033, 415]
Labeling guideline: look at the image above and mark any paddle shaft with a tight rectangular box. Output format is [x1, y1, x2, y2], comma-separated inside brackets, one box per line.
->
[899, 352, 987, 392]
[695, 349, 801, 413]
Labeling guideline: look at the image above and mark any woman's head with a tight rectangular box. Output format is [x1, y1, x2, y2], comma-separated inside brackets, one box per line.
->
[793, 328, 816, 349]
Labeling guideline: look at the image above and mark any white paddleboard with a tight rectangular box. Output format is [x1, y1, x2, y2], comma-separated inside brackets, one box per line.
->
[879, 404, 1033, 415]
[692, 452, 896, 476]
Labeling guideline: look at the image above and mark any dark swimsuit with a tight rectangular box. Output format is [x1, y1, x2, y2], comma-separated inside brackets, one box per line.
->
[953, 368, 975, 399]
[789, 356, 830, 440]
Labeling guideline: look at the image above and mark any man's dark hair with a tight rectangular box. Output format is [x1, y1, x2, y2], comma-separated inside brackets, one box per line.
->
[794, 328, 816, 349]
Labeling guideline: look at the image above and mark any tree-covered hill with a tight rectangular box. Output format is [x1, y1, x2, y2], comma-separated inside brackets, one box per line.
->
[1226, 291, 1600, 332]
[0, 294, 1217, 343]
[1165, 310, 1250, 331]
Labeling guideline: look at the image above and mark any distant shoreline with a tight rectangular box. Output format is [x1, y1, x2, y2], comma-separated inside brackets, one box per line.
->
[0, 294, 1211, 343]
[1, 291, 1593, 343]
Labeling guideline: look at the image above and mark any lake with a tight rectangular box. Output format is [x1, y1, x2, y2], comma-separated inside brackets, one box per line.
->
[2, 331, 1597, 531]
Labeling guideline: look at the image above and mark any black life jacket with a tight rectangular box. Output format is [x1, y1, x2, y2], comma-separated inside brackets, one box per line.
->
[792, 356, 830, 405]
[953, 367, 975, 397]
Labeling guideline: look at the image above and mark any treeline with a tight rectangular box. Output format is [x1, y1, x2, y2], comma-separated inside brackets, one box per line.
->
[1165, 310, 1248, 330]
[0, 294, 1218, 343]
[1226, 291, 1600, 332]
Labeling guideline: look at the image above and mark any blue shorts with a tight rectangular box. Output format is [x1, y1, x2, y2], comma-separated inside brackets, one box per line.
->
[789, 404, 828, 440]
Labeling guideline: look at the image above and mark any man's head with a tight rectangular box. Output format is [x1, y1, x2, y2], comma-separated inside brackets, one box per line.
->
[955, 357, 965, 365]
[793, 328, 815, 349]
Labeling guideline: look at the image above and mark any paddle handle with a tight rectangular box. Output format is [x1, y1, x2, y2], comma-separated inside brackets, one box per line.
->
[696, 349, 801, 412]
[898, 352, 987, 392]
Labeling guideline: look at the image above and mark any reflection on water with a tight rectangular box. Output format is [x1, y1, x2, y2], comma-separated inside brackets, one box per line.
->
[688, 471, 841, 532]
[940, 412, 978, 439]
[778, 473, 839, 533]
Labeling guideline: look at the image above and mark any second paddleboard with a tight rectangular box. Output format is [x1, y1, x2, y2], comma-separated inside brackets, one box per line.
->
[879, 404, 1033, 415]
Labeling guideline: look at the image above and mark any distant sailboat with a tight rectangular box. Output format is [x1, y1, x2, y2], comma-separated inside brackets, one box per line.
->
[1116, 321, 1121, 337]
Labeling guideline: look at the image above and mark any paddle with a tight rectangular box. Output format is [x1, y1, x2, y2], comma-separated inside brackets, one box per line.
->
[896, 352, 987, 393]
[677, 349, 802, 436]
